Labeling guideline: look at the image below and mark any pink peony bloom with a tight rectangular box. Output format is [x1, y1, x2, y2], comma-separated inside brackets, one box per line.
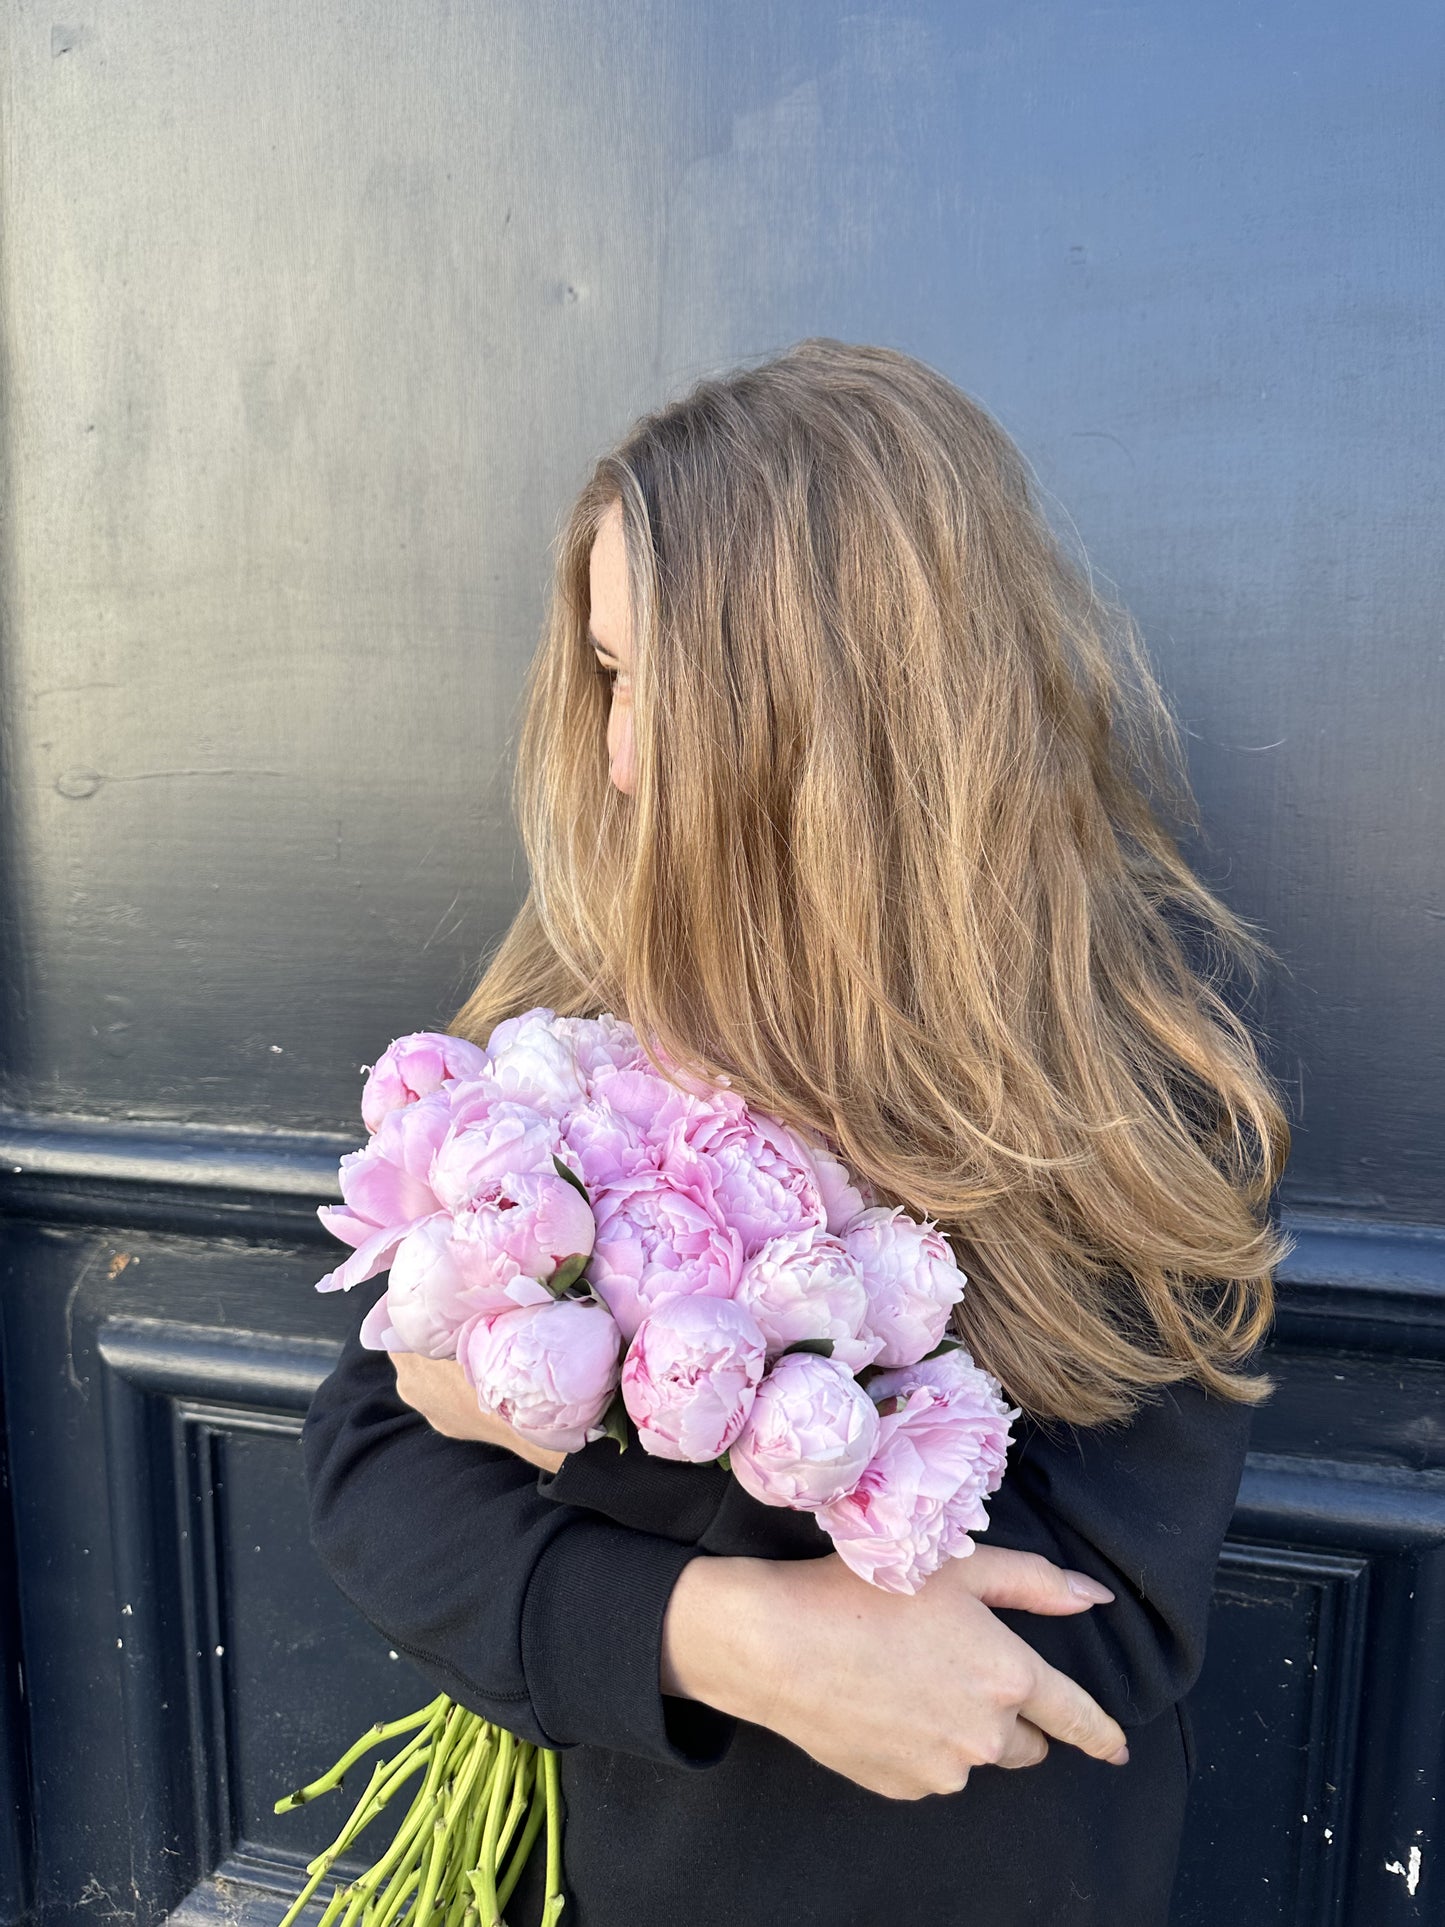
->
[551, 1012, 653, 1079]
[447, 1168, 597, 1298]
[458, 1296, 623, 1453]
[788, 1123, 878, 1231]
[586, 1170, 744, 1342]
[471, 1007, 593, 1116]
[733, 1227, 882, 1373]
[844, 1205, 968, 1367]
[359, 1031, 491, 1134]
[814, 1347, 1016, 1593]
[356, 1216, 552, 1356]
[560, 1079, 677, 1194]
[357, 1215, 474, 1355]
[864, 1343, 1016, 1429]
[588, 1060, 733, 1144]
[729, 1353, 882, 1510]
[428, 1100, 569, 1214]
[315, 1091, 457, 1292]
[652, 1107, 835, 1262]
[340, 1090, 455, 1227]
[620, 1295, 767, 1461]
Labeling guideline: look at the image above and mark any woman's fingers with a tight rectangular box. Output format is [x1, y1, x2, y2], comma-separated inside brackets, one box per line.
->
[1019, 1656, 1130, 1765]
[386, 1352, 565, 1469]
[953, 1544, 1116, 1615]
[994, 1717, 1050, 1770]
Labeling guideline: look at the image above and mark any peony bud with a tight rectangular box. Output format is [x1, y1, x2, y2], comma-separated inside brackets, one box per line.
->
[457, 1296, 622, 1454]
[620, 1294, 767, 1462]
[729, 1352, 881, 1510]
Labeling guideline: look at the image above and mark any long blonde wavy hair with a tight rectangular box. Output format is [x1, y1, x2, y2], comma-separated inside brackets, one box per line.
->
[449, 338, 1292, 1428]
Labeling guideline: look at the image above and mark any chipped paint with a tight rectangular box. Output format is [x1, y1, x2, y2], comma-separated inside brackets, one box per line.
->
[1384, 1846, 1423, 1897]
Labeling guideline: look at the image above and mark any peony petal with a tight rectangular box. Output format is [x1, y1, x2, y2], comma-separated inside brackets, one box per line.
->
[314, 1214, 435, 1293]
[317, 1203, 375, 1250]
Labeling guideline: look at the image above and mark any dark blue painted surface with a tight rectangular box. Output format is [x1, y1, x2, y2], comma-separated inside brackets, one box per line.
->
[0, 5, 1439, 1922]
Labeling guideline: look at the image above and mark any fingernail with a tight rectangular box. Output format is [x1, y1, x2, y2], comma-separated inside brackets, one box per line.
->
[1108, 1745, 1130, 1766]
[1065, 1573, 1115, 1603]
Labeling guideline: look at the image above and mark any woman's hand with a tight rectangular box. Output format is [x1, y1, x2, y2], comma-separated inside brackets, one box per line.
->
[387, 1352, 566, 1475]
[660, 1544, 1130, 1800]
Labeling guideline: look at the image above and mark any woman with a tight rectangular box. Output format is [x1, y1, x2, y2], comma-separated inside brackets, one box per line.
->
[301, 339, 1291, 1925]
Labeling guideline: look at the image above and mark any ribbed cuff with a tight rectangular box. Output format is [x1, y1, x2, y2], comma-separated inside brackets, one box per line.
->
[519, 1515, 737, 1770]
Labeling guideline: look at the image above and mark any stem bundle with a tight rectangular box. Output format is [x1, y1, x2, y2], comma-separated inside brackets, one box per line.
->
[274, 1695, 563, 1926]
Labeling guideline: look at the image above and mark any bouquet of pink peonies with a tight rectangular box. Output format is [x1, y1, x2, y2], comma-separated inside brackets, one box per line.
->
[276, 1010, 1016, 1926]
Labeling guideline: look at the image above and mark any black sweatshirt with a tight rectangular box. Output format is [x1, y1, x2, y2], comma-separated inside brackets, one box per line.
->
[301, 1279, 1259, 1927]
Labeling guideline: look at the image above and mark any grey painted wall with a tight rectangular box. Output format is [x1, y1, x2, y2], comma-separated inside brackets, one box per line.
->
[2, 2, 1440, 1218]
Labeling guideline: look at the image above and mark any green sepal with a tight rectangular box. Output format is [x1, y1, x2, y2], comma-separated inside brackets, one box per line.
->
[598, 1388, 630, 1453]
[779, 1336, 835, 1359]
[855, 1362, 887, 1390]
[551, 1154, 591, 1203]
[920, 1334, 962, 1361]
[716, 1448, 732, 1473]
[547, 1251, 589, 1295]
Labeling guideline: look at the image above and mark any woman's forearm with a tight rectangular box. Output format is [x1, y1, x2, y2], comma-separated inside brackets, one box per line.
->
[659, 1554, 786, 1722]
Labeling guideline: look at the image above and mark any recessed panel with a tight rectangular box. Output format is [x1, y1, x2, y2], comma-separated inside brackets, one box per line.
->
[1173, 1547, 1363, 1926]
[209, 1421, 438, 1868]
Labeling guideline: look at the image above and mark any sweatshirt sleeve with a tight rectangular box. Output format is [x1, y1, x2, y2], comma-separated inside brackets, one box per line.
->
[975, 1364, 1259, 1729]
[299, 1281, 736, 1768]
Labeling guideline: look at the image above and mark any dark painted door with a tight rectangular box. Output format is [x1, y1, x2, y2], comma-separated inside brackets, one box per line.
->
[1, 6, 1439, 1924]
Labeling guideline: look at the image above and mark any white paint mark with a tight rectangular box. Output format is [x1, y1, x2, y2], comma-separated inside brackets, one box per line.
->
[389, 1650, 399, 1660]
[120, 1603, 132, 1616]
[116, 1637, 123, 1649]
[1384, 1847, 1422, 1897]
[1324, 1829, 1334, 1843]
[214, 1645, 224, 1657]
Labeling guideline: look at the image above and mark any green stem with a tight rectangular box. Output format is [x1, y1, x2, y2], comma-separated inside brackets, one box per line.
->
[472, 1726, 517, 1926]
[276, 1853, 347, 1927]
[541, 1748, 565, 1924]
[304, 1722, 438, 1879]
[363, 1802, 433, 1927]
[494, 1773, 547, 1915]
[415, 1709, 489, 1921]
[276, 1704, 560, 1927]
[434, 1726, 499, 1927]
[450, 1740, 503, 1927]
[278, 1729, 434, 1927]
[276, 1713, 445, 1927]
[493, 1746, 535, 1868]
[337, 1704, 460, 1918]
[369, 1856, 423, 1927]
[409, 1816, 451, 1926]
[275, 1696, 449, 1812]
[315, 1882, 357, 1927]
[308, 1759, 387, 1869]
[340, 1879, 375, 1927]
